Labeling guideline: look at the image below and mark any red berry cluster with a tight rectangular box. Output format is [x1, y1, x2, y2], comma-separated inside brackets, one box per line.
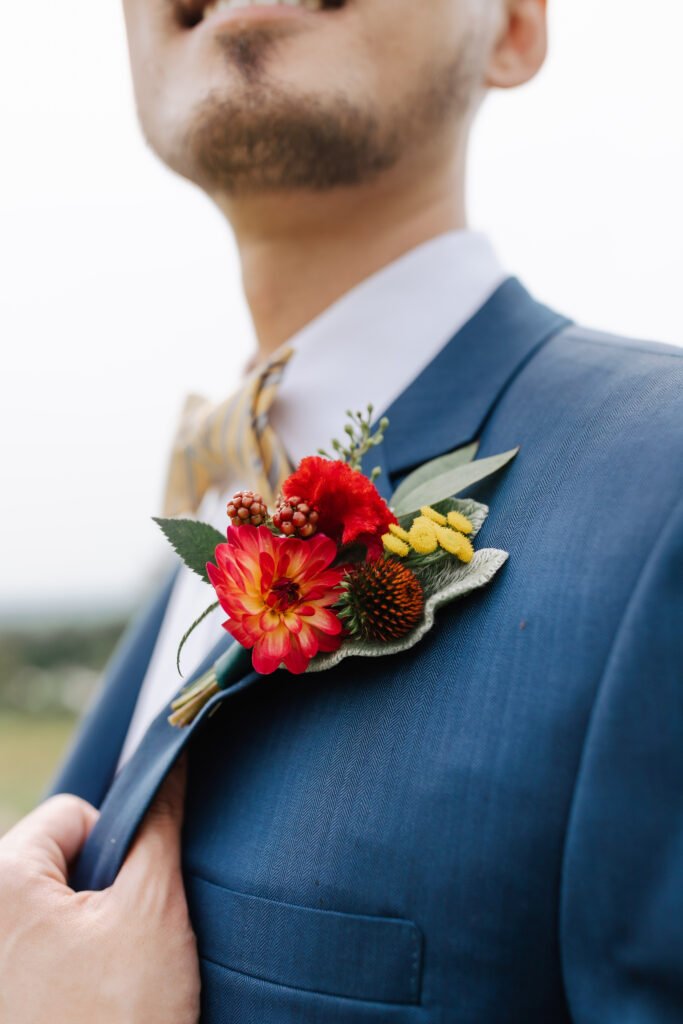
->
[272, 496, 320, 539]
[227, 491, 268, 527]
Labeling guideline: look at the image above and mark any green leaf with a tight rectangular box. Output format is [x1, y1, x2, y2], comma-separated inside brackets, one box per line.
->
[390, 442, 479, 512]
[176, 601, 220, 677]
[153, 517, 226, 584]
[392, 447, 519, 518]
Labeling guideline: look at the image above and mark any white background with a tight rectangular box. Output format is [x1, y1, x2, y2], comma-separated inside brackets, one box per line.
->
[1, 0, 681, 617]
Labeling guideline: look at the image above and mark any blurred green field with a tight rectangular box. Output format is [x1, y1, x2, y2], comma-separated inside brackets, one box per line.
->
[0, 616, 126, 834]
[0, 712, 78, 833]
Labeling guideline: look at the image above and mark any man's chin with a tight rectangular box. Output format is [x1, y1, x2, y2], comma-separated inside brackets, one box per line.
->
[175, 85, 399, 196]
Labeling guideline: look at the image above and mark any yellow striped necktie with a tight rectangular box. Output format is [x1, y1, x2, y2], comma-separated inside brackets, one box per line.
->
[162, 347, 295, 518]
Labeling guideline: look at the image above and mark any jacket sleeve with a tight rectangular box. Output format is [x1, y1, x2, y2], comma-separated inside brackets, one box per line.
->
[560, 495, 683, 1023]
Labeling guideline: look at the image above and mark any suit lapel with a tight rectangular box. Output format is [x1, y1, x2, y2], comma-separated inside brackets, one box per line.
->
[70, 630, 270, 891]
[365, 277, 570, 487]
[71, 277, 570, 890]
[49, 571, 178, 807]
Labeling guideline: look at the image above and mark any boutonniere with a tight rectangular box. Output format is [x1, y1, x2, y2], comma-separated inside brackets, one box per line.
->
[154, 408, 517, 726]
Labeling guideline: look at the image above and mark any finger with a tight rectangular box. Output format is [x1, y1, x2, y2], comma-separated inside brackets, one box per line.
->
[114, 756, 187, 895]
[2, 794, 99, 884]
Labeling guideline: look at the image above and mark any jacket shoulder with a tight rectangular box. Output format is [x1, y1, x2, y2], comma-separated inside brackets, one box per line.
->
[503, 318, 683, 501]
[559, 323, 683, 363]
[534, 322, 683, 432]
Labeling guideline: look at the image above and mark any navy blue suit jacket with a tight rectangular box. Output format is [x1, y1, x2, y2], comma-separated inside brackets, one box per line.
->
[52, 280, 683, 1023]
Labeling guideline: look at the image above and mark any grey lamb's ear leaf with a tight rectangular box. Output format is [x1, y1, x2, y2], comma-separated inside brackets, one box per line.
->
[390, 442, 479, 513]
[307, 547, 509, 674]
[392, 447, 519, 518]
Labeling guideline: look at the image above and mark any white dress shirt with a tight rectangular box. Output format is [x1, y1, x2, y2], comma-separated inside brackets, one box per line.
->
[117, 230, 506, 768]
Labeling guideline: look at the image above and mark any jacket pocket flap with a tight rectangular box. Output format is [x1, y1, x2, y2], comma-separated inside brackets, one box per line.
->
[187, 873, 423, 1005]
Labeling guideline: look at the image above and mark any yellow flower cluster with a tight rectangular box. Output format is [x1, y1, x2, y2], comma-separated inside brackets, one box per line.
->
[382, 506, 474, 563]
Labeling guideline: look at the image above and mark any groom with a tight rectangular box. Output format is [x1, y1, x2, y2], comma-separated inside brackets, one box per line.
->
[53, 0, 683, 1020]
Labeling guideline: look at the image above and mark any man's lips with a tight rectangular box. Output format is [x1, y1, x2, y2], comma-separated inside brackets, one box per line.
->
[175, 0, 345, 30]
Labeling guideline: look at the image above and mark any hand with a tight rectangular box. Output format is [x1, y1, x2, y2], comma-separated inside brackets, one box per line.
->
[0, 761, 200, 1024]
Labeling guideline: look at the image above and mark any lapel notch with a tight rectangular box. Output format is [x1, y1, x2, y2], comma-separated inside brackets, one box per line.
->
[373, 278, 570, 483]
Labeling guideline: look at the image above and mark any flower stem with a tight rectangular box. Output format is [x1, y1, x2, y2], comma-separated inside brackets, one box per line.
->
[214, 642, 255, 688]
[168, 672, 219, 727]
[167, 643, 255, 728]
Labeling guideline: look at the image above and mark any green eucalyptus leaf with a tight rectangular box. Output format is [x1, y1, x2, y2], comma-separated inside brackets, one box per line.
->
[153, 517, 226, 584]
[392, 447, 519, 518]
[390, 442, 479, 512]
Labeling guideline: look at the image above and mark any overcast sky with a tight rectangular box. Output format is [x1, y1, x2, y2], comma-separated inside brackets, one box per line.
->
[1, 0, 681, 619]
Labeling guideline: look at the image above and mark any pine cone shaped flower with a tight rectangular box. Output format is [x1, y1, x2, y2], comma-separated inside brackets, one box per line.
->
[227, 491, 268, 527]
[340, 559, 424, 644]
[272, 496, 320, 539]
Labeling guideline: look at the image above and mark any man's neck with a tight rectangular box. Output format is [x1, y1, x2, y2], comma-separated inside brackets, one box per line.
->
[217, 144, 467, 359]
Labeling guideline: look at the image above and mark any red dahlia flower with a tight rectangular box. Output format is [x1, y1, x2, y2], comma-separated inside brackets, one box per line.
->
[282, 457, 397, 560]
[207, 526, 345, 675]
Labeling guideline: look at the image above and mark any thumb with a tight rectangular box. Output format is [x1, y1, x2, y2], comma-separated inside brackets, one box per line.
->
[114, 756, 187, 896]
[1, 794, 99, 885]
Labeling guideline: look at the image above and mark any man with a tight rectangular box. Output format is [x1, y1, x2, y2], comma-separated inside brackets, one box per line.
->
[47, 0, 683, 1020]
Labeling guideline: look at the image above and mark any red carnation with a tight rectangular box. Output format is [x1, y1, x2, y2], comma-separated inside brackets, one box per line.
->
[281, 457, 397, 560]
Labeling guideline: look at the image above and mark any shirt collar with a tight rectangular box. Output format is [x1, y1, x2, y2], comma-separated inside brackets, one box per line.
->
[269, 230, 507, 463]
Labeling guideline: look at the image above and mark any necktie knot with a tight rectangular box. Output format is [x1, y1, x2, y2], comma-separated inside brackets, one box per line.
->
[163, 347, 294, 518]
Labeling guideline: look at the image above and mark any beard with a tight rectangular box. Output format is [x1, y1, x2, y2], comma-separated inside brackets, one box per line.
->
[177, 26, 482, 196]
